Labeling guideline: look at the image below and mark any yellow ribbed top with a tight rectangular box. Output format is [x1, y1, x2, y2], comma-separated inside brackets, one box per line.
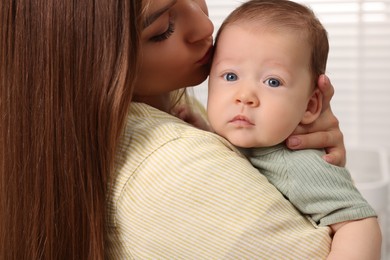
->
[106, 102, 331, 259]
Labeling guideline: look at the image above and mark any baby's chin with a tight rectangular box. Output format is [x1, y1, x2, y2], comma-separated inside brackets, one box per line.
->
[227, 136, 280, 149]
[224, 137, 259, 149]
[214, 128, 278, 148]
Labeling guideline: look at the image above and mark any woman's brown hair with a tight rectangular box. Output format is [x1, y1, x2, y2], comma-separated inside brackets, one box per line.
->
[0, 0, 142, 258]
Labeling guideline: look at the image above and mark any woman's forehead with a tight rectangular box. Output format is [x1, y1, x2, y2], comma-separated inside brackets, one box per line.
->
[142, 0, 177, 28]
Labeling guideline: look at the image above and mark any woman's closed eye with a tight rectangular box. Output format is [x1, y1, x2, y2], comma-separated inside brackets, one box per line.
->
[150, 19, 175, 42]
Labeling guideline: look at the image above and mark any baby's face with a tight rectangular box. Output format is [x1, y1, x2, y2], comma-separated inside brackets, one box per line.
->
[207, 24, 314, 148]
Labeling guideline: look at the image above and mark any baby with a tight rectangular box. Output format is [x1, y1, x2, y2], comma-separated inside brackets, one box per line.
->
[175, 0, 381, 259]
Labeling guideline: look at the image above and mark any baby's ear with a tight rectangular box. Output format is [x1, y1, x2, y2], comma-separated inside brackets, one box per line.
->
[301, 88, 323, 125]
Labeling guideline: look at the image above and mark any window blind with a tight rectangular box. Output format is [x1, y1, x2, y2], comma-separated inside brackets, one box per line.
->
[191, 0, 390, 150]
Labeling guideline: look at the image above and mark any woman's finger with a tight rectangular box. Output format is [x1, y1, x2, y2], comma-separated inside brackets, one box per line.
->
[317, 74, 334, 112]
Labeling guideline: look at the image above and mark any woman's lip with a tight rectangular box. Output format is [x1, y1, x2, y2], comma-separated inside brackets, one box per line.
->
[197, 46, 214, 65]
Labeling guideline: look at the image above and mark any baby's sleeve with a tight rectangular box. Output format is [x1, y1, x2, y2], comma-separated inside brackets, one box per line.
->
[286, 150, 377, 226]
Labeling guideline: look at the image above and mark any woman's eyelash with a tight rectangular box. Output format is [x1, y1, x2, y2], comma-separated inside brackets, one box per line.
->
[150, 20, 175, 42]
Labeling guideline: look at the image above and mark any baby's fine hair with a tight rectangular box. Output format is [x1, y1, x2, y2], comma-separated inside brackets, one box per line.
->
[216, 0, 329, 83]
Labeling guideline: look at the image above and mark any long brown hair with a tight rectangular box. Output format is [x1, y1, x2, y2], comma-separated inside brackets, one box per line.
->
[0, 0, 142, 258]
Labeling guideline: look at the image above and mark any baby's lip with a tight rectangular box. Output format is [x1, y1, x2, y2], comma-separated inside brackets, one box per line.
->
[229, 115, 254, 125]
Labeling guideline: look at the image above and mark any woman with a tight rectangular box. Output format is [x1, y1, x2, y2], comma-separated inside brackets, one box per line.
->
[1, 0, 345, 259]
[107, 0, 346, 258]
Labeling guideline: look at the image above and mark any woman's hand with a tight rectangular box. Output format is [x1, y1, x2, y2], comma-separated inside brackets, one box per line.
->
[171, 104, 211, 131]
[286, 75, 346, 167]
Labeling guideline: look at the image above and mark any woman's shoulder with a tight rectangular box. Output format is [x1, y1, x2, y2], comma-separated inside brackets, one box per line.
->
[121, 102, 235, 150]
[106, 104, 332, 258]
[112, 102, 242, 195]
[107, 102, 248, 230]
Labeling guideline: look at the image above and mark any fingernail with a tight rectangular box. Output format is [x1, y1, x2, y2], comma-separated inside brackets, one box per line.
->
[323, 155, 332, 164]
[287, 137, 301, 147]
[324, 75, 330, 85]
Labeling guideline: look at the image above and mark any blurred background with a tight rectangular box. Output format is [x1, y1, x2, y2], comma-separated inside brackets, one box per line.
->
[190, 0, 390, 258]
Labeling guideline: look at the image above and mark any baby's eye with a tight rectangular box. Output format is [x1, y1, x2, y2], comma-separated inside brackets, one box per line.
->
[223, 73, 238, 82]
[264, 78, 281, 87]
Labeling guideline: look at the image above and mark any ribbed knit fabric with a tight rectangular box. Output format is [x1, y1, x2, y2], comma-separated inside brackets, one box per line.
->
[248, 144, 377, 227]
[106, 102, 331, 259]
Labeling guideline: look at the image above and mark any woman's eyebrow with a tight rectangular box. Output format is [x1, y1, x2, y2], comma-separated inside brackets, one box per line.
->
[143, 0, 177, 29]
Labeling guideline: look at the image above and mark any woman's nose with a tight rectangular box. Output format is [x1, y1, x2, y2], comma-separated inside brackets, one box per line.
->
[183, 1, 214, 43]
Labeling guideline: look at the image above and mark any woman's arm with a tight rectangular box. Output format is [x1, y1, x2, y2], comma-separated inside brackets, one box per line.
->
[287, 75, 346, 166]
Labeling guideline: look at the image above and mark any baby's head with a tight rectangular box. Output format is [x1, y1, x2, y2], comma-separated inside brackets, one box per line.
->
[216, 0, 329, 83]
[207, 0, 329, 148]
